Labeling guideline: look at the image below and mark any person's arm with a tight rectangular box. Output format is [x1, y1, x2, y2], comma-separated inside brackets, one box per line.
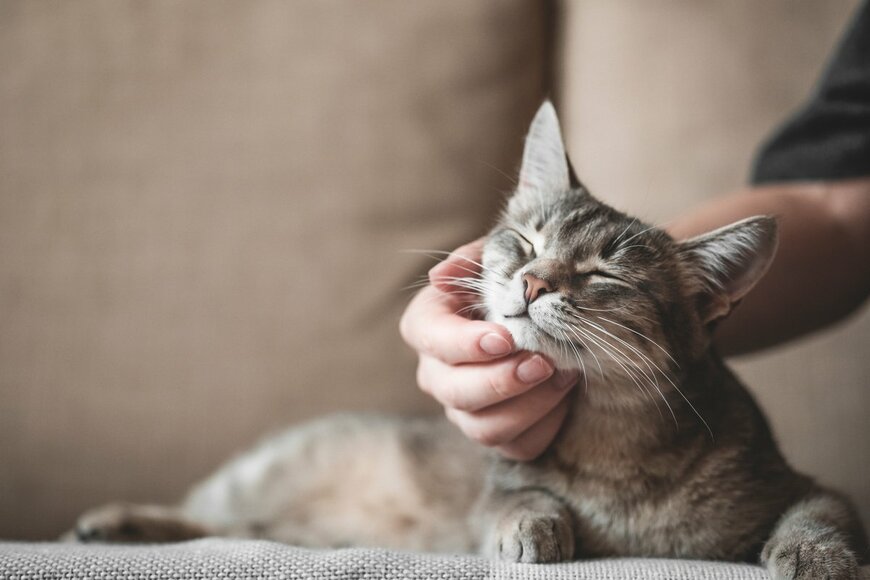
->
[699, 1, 870, 354]
[669, 178, 870, 356]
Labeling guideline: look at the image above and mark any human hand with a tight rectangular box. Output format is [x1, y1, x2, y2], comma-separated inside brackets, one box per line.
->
[400, 240, 580, 461]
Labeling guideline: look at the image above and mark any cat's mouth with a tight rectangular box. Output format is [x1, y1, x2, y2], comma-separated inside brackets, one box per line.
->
[502, 312, 528, 319]
[499, 311, 582, 352]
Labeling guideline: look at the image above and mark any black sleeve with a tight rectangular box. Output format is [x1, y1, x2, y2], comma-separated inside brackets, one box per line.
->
[751, 0, 870, 184]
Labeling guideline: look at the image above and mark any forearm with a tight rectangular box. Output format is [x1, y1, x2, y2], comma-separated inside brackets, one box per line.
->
[668, 178, 870, 356]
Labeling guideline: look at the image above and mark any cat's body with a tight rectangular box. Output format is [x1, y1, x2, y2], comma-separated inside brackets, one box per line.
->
[74, 103, 868, 579]
[483, 355, 813, 561]
[181, 415, 485, 552]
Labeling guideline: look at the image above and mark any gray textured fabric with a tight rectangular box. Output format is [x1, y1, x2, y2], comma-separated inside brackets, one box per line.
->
[0, 539, 804, 580]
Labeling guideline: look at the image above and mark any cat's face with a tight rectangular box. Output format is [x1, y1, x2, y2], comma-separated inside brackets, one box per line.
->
[480, 103, 776, 400]
[483, 190, 682, 378]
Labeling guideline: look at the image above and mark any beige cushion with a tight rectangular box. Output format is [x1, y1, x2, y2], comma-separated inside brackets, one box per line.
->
[0, 1, 547, 539]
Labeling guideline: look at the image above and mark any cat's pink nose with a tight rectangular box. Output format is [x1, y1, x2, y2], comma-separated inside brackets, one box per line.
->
[522, 273, 552, 305]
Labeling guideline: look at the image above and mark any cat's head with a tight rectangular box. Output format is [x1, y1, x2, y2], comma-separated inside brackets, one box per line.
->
[481, 102, 777, 401]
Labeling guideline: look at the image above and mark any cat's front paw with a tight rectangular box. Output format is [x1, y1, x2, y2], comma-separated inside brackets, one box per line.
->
[491, 512, 574, 564]
[762, 532, 859, 580]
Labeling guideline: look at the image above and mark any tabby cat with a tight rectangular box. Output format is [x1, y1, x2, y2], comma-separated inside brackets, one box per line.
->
[74, 102, 868, 579]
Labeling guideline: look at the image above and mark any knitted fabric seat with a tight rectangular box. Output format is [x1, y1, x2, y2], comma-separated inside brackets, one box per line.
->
[0, 539, 803, 580]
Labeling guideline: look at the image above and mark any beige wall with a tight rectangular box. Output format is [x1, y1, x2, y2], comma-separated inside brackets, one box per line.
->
[560, 0, 869, 525]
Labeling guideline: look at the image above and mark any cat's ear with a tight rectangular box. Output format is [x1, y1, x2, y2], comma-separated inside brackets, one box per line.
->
[679, 216, 778, 325]
[518, 101, 573, 195]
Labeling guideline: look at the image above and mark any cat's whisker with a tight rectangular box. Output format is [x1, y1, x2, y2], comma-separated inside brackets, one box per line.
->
[556, 328, 568, 368]
[613, 244, 653, 254]
[432, 279, 498, 297]
[575, 317, 679, 391]
[434, 275, 501, 290]
[479, 160, 518, 185]
[555, 320, 603, 381]
[454, 303, 487, 318]
[562, 320, 659, 409]
[400, 249, 503, 277]
[571, 316, 660, 386]
[438, 284, 497, 298]
[595, 316, 679, 368]
[556, 327, 582, 375]
[571, 304, 630, 313]
[553, 326, 588, 393]
[617, 223, 660, 248]
[426, 279, 489, 293]
[552, 323, 594, 394]
[415, 289, 483, 309]
[612, 218, 638, 246]
[564, 316, 673, 422]
[400, 277, 437, 292]
[432, 262, 499, 282]
[572, 314, 712, 439]
[569, 315, 677, 421]
[568, 309, 658, 366]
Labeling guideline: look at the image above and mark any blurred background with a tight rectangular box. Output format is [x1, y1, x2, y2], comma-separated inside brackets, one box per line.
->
[0, 1, 866, 540]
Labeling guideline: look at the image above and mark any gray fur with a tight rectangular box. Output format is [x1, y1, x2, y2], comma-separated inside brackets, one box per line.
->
[73, 102, 867, 578]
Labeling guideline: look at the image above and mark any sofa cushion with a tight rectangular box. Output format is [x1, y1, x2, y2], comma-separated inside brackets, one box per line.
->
[0, 539, 809, 580]
[0, 1, 547, 539]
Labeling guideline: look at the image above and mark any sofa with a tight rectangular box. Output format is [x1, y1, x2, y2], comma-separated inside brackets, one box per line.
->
[1, 1, 867, 577]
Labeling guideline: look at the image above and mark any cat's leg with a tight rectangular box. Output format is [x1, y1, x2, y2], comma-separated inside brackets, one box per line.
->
[475, 487, 575, 563]
[73, 502, 211, 543]
[762, 490, 868, 580]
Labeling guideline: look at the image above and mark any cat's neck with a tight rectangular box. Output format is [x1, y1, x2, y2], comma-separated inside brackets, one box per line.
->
[551, 353, 723, 465]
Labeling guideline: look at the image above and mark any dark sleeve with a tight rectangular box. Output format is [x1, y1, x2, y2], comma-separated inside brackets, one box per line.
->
[751, 0, 870, 184]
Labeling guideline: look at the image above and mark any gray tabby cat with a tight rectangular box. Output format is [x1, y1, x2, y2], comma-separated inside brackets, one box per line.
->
[74, 102, 868, 579]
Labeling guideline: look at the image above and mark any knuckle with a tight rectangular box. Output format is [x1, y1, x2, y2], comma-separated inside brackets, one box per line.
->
[399, 305, 421, 346]
[474, 431, 503, 448]
[442, 382, 471, 411]
[459, 337, 481, 363]
[485, 370, 514, 401]
[398, 309, 411, 342]
[415, 364, 431, 395]
[467, 422, 507, 448]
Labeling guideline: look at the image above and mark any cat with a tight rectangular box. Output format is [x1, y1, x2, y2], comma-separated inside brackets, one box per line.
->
[73, 102, 868, 579]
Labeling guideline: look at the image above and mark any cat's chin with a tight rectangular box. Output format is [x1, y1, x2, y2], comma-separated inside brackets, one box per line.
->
[493, 315, 584, 371]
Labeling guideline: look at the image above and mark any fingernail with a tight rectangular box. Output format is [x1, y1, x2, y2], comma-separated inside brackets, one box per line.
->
[554, 370, 581, 391]
[516, 355, 554, 384]
[480, 333, 512, 356]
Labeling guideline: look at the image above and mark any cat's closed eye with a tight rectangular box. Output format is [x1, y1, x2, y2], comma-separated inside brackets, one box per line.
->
[573, 269, 630, 287]
[507, 229, 537, 258]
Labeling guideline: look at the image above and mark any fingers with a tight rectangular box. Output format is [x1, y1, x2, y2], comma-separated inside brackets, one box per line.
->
[403, 237, 575, 461]
[427, 239, 486, 293]
[400, 285, 514, 365]
[495, 399, 572, 461]
[400, 238, 503, 365]
[417, 353, 556, 412]
[444, 370, 579, 449]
